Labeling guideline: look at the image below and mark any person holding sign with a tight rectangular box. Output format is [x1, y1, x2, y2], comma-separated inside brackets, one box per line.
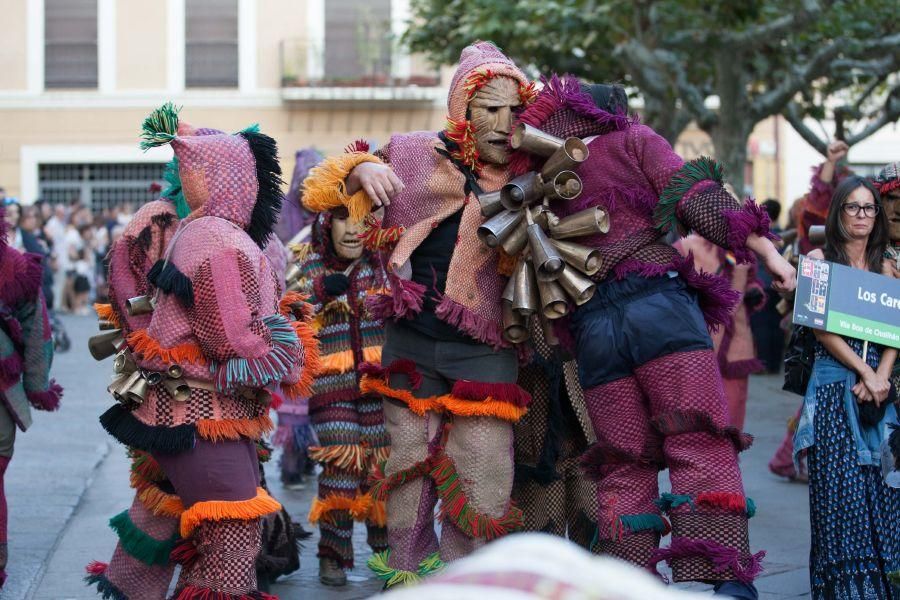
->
[793, 175, 899, 599]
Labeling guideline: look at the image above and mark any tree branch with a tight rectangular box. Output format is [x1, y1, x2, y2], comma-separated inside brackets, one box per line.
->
[846, 86, 900, 146]
[751, 39, 844, 119]
[783, 102, 828, 155]
[617, 40, 717, 128]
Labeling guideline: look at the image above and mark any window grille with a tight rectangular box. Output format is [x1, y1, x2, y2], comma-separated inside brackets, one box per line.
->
[45, 0, 98, 89]
[324, 0, 392, 83]
[38, 163, 166, 213]
[186, 0, 239, 88]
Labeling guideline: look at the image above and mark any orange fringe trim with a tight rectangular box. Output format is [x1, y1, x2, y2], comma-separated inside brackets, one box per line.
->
[360, 377, 527, 422]
[136, 481, 185, 518]
[302, 152, 382, 223]
[94, 303, 122, 328]
[127, 329, 207, 366]
[280, 320, 321, 400]
[308, 444, 368, 473]
[180, 487, 281, 538]
[279, 291, 313, 321]
[368, 499, 387, 527]
[308, 493, 373, 525]
[319, 346, 382, 376]
[195, 414, 274, 442]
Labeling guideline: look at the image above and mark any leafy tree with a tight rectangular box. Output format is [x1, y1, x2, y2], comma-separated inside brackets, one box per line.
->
[405, 0, 900, 192]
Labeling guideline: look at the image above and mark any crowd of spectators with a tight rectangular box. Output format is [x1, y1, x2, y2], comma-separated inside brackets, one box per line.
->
[0, 186, 133, 315]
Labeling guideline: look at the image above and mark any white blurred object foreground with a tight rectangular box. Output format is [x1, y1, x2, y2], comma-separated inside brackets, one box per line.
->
[377, 533, 708, 599]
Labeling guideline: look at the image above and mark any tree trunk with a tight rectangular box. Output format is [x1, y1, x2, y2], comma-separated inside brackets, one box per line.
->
[708, 52, 753, 196]
[710, 123, 752, 198]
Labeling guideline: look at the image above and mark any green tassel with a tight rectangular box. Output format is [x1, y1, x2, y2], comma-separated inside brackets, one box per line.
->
[108, 510, 177, 566]
[654, 156, 724, 233]
[239, 123, 260, 134]
[161, 157, 190, 219]
[746, 497, 756, 518]
[367, 550, 422, 588]
[417, 552, 446, 576]
[654, 492, 694, 513]
[618, 513, 669, 534]
[140, 102, 181, 150]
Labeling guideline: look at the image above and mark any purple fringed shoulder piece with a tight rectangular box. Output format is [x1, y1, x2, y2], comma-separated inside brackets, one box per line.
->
[723, 200, 778, 264]
[0, 250, 43, 309]
[434, 295, 506, 349]
[27, 379, 63, 411]
[0, 354, 23, 388]
[364, 273, 426, 321]
[675, 253, 741, 333]
[648, 537, 765, 584]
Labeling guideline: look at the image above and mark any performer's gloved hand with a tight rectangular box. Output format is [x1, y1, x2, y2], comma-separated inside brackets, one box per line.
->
[323, 273, 350, 297]
[743, 286, 764, 307]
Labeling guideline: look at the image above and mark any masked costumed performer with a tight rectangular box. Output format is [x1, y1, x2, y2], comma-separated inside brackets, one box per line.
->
[303, 42, 535, 586]
[0, 205, 62, 587]
[87, 104, 315, 599]
[283, 205, 388, 586]
[507, 76, 795, 599]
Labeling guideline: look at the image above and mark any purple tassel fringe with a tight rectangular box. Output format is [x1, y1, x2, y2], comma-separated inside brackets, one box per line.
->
[27, 379, 62, 411]
[722, 200, 778, 264]
[648, 537, 765, 584]
[434, 295, 506, 349]
[364, 273, 426, 321]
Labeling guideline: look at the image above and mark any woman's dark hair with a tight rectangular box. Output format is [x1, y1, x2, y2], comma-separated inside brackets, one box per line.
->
[823, 175, 888, 272]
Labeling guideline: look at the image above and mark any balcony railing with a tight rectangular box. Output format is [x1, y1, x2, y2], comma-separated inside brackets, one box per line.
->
[279, 37, 442, 102]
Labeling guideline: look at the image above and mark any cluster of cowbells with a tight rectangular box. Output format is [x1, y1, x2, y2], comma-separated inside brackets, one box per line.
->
[476, 124, 610, 344]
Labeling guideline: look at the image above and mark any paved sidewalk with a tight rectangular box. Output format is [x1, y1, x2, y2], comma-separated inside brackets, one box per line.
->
[2, 315, 812, 599]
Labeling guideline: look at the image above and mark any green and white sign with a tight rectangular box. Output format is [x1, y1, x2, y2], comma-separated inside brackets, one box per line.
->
[793, 256, 900, 349]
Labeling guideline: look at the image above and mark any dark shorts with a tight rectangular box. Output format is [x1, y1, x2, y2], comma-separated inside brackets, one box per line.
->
[154, 438, 260, 508]
[570, 273, 712, 388]
[382, 322, 518, 396]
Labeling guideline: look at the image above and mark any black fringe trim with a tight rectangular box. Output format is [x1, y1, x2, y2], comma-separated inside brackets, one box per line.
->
[239, 130, 284, 249]
[136, 225, 153, 250]
[147, 260, 194, 308]
[84, 570, 128, 600]
[514, 354, 568, 486]
[151, 212, 176, 229]
[100, 404, 196, 455]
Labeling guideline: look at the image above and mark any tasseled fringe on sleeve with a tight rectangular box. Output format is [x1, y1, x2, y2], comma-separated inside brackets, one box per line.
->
[301, 152, 382, 223]
[26, 379, 63, 411]
[213, 314, 300, 394]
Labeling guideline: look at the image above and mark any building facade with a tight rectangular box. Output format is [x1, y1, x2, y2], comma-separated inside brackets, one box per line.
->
[0, 0, 447, 210]
[0, 0, 897, 219]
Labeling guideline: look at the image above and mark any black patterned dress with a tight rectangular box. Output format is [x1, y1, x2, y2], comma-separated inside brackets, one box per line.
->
[807, 338, 900, 599]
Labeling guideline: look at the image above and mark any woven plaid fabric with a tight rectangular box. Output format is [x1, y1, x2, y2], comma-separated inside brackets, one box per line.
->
[102, 494, 178, 597]
[581, 349, 758, 583]
[174, 519, 262, 595]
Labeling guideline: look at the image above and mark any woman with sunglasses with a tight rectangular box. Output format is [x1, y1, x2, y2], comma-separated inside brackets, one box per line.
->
[795, 175, 899, 599]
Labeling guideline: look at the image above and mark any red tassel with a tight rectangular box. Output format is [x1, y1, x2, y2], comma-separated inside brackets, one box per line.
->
[85, 561, 108, 575]
[169, 539, 199, 567]
[451, 380, 531, 407]
[696, 492, 748, 513]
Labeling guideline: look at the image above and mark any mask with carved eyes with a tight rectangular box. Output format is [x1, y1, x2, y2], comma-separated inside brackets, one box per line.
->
[468, 76, 522, 165]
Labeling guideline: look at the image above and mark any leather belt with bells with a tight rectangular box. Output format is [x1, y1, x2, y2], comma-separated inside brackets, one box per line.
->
[108, 350, 271, 406]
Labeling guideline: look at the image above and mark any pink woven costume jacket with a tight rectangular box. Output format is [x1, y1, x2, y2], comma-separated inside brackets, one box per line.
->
[676, 235, 766, 378]
[100, 126, 315, 455]
[101, 200, 179, 335]
[0, 219, 61, 430]
[511, 76, 776, 333]
[303, 42, 533, 349]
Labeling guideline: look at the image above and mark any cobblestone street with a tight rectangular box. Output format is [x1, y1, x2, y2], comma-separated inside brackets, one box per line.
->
[3, 315, 811, 599]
